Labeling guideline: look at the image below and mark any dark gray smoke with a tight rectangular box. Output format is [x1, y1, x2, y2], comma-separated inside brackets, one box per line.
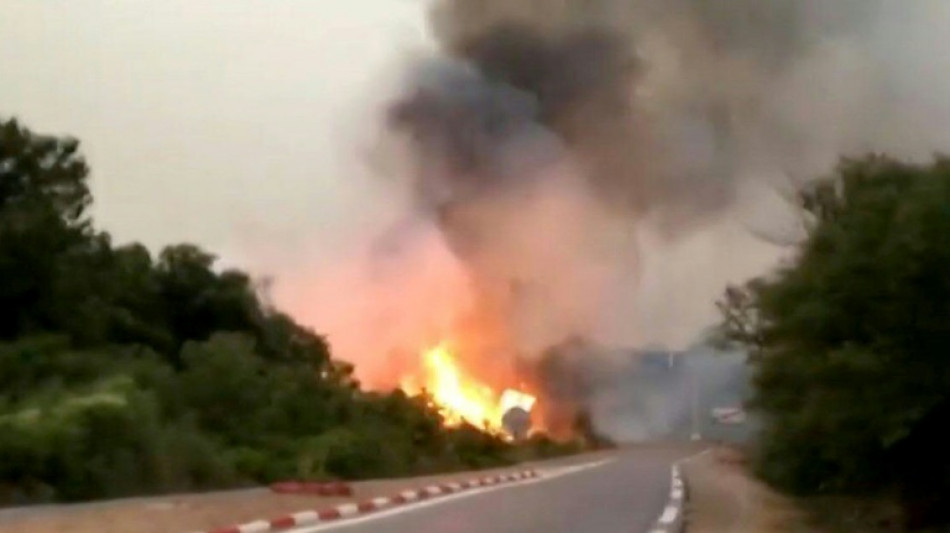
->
[387, 53, 561, 218]
[387, 18, 727, 233]
[386, 1, 884, 257]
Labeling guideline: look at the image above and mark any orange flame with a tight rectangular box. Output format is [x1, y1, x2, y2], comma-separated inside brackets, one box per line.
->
[400, 343, 536, 433]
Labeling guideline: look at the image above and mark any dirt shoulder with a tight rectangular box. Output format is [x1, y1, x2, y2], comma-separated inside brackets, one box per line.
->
[0, 450, 620, 533]
[682, 447, 814, 533]
[683, 447, 910, 533]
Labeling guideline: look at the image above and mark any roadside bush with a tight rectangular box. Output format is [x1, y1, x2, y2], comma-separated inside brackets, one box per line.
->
[445, 424, 514, 469]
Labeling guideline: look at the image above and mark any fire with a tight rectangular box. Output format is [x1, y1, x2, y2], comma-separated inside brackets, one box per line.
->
[400, 343, 536, 434]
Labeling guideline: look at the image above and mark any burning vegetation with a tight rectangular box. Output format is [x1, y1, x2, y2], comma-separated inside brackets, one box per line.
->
[399, 342, 537, 436]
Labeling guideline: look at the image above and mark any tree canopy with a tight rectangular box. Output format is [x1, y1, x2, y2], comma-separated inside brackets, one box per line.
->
[717, 155, 950, 527]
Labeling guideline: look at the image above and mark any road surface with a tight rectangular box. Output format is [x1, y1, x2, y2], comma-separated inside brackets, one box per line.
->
[290, 448, 683, 533]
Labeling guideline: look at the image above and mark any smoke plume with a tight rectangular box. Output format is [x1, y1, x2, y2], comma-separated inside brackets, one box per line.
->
[384, 0, 877, 341]
[267, 0, 950, 439]
[359, 0, 950, 437]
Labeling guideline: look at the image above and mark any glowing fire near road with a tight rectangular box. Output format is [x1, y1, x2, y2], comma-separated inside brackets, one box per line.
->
[400, 343, 536, 434]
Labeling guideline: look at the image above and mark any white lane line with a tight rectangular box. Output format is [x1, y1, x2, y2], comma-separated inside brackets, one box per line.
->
[286, 460, 613, 533]
[658, 505, 679, 524]
[646, 448, 713, 532]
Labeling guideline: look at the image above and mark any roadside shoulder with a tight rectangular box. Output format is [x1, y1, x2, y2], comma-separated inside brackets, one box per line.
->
[682, 448, 812, 533]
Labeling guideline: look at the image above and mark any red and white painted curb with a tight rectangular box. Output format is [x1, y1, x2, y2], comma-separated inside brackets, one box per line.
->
[193, 470, 539, 533]
[649, 464, 686, 533]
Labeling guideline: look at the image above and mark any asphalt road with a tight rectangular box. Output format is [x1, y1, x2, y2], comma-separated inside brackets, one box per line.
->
[296, 448, 681, 533]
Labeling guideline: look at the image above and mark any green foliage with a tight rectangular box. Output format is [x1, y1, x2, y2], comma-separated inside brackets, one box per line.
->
[0, 375, 235, 501]
[717, 156, 950, 507]
[0, 117, 569, 504]
[0, 119, 92, 339]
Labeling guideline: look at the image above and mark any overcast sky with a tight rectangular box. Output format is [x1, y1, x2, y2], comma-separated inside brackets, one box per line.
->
[1, 0, 428, 260]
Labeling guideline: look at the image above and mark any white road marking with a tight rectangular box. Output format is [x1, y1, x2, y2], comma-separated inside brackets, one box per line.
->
[285, 460, 613, 532]
[658, 505, 679, 524]
[646, 447, 713, 532]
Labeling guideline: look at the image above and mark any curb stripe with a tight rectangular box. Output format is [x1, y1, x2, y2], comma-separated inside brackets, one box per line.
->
[269, 517, 296, 529]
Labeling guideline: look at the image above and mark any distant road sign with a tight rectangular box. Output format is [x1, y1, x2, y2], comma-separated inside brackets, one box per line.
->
[711, 407, 746, 425]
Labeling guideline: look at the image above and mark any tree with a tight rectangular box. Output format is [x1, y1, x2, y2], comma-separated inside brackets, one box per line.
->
[0, 118, 90, 225]
[154, 245, 265, 364]
[0, 118, 92, 338]
[717, 155, 950, 527]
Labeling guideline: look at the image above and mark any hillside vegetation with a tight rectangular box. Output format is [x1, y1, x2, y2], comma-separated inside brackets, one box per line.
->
[0, 118, 580, 505]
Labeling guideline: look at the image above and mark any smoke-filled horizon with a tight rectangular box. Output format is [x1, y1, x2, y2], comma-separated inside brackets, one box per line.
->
[382, 0, 760, 367]
[270, 0, 948, 437]
[7, 1, 949, 360]
[248, 0, 950, 431]
[5, 1, 948, 439]
[362, 0, 937, 354]
[263, 0, 950, 381]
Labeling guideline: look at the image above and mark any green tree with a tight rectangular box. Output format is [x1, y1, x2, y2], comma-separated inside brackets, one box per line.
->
[0, 119, 90, 224]
[174, 333, 271, 442]
[0, 118, 92, 338]
[155, 245, 265, 362]
[718, 155, 950, 527]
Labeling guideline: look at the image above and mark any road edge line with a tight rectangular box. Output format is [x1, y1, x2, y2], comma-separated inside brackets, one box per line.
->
[647, 449, 710, 533]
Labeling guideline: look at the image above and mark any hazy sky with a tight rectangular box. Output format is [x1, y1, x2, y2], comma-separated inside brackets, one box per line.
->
[1, 0, 428, 259]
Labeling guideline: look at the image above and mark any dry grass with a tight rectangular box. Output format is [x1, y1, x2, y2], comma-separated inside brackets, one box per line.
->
[683, 448, 917, 533]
